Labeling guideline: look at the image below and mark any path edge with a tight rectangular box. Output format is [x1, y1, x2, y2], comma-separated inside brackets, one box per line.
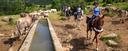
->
[47, 18, 64, 51]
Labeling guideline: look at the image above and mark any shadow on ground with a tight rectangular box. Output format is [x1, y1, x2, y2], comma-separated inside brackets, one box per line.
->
[65, 24, 76, 29]
[69, 37, 94, 51]
[3, 37, 19, 46]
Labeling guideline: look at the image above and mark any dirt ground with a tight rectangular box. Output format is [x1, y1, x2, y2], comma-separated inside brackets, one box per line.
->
[0, 29, 16, 51]
[0, 15, 22, 51]
[0, 13, 128, 51]
[51, 15, 128, 51]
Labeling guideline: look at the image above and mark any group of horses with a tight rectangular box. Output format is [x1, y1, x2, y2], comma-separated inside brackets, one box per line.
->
[63, 7, 85, 29]
[111, 7, 128, 23]
[12, 11, 46, 40]
[63, 7, 107, 50]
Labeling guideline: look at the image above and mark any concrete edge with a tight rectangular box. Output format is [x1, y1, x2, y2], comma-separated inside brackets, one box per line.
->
[18, 20, 39, 51]
[47, 18, 64, 51]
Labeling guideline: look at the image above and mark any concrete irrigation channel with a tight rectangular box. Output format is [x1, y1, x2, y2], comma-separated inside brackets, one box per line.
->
[16, 18, 63, 51]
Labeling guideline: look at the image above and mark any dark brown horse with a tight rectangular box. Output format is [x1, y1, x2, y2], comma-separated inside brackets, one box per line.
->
[86, 7, 107, 50]
[86, 15, 104, 50]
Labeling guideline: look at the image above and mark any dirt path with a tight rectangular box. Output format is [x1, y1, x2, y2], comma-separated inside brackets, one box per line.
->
[50, 13, 128, 51]
[51, 16, 109, 51]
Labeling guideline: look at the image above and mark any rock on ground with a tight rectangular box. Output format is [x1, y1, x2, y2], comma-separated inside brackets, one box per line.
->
[107, 40, 118, 46]
[102, 33, 118, 38]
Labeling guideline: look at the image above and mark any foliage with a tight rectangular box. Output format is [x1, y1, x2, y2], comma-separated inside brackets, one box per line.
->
[0, 0, 25, 15]
[0, 0, 43, 15]
[48, 12, 63, 21]
[51, 0, 87, 10]
[0, 0, 127, 15]
[113, 2, 128, 11]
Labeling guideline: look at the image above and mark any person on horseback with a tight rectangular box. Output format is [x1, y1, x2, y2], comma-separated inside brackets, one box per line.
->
[67, 6, 72, 16]
[74, 6, 84, 29]
[76, 5, 84, 20]
[89, 2, 101, 25]
[86, 2, 106, 50]
[64, 6, 72, 20]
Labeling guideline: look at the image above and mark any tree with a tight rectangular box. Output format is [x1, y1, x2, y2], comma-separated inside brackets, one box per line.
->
[51, 0, 86, 10]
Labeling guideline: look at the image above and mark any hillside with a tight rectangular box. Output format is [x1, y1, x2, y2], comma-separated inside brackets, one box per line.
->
[27, 0, 53, 5]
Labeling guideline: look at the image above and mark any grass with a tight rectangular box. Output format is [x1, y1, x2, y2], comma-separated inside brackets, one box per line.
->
[48, 11, 63, 21]
[100, 35, 121, 43]
[0, 15, 19, 31]
[100, 33, 121, 47]
[113, 2, 128, 11]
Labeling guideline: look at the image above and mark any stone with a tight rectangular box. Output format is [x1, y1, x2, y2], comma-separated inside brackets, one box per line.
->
[107, 40, 118, 46]
[1, 17, 9, 22]
[102, 33, 118, 38]
[1, 17, 13, 23]
[106, 47, 113, 51]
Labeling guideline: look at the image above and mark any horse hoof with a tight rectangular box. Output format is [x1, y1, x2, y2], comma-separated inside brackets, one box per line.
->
[95, 48, 99, 51]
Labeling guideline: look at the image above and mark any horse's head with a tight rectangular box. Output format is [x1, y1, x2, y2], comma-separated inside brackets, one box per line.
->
[101, 7, 109, 14]
[97, 8, 106, 27]
[99, 15, 104, 26]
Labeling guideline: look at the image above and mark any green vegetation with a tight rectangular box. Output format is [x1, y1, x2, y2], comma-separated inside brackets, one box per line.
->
[0, 0, 127, 16]
[51, 0, 87, 10]
[48, 12, 63, 21]
[0, 0, 44, 15]
[113, 2, 128, 11]
[100, 35, 120, 43]
[0, 15, 19, 31]
[100, 34, 121, 47]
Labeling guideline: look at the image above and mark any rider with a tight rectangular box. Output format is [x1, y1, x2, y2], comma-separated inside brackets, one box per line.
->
[89, 2, 101, 25]
[76, 5, 84, 19]
[77, 5, 82, 14]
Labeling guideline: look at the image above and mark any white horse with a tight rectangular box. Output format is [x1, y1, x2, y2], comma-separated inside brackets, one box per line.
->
[75, 10, 84, 30]
[14, 13, 32, 38]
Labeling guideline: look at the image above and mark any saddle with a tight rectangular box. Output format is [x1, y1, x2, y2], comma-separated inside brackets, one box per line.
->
[87, 15, 97, 26]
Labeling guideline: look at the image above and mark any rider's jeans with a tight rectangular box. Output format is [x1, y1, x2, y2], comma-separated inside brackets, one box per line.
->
[88, 15, 97, 25]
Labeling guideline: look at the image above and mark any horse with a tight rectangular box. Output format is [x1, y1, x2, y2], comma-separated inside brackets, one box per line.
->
[86, 8, 107, 50]
[86, 15, 104, 50]
[118, 10, 128, 23]
[74, 10, 84, 30]
[14, 13, 32, 39]
[63, 6, 72, 20]
[29, 12, 39, 22]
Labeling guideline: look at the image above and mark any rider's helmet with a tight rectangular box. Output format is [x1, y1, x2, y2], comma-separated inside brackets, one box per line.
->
[77, 5, 82, 13]
[93, 1, 99, 6]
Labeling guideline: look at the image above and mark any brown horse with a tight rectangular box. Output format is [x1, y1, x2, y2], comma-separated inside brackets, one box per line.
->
[86, 8, 107, 50]
[86, 15, 104, 50]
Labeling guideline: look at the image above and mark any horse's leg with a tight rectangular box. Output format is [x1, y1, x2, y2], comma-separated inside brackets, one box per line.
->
[92, 32, 99, 50]
[89, 30, 92, 40]
[76, 20, 79, 28]
[78, 20, 81, 30]
[78, 21, 81, 30]
[86, 26, 90, 40]
[68, 16, 70, 21]
[92, 34, 96, 43]
[92, 32, 98, 43]
[22, 27, 27, 35]
[86, 27, 89, 40]
[95, 33, 99, 50]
